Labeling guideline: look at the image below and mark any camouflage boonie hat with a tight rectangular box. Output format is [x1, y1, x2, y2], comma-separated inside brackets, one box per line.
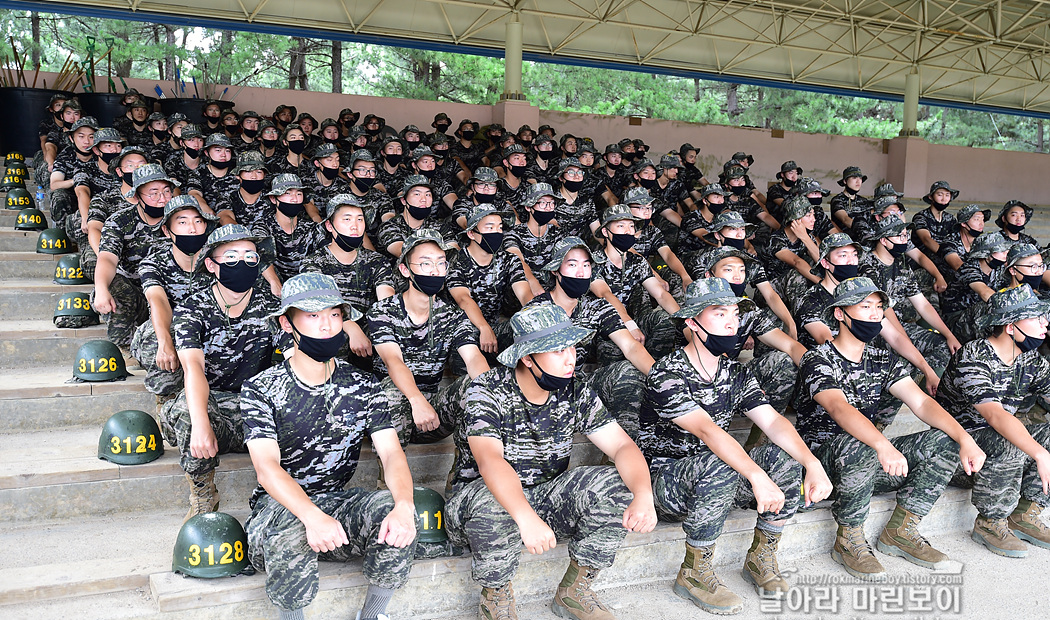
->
[696, 246, 756, 278]
[968, 231, 1010, 259]
[502, 144, 526, 158]
[723, 165, 747, 180]
[160, 194, 217, 226]
[996, 199, 1033, 229]
[631, 157, 657, 174]
[709, 210, 754, 234]
[829, 276, 891, 310]
[542, 236, 606, 272]
[603, 143, 622, 155]
[270, 272, 362, 322]
[837, 166, 867, 186]
[311, 143, 339, 161]
[777, 160, 803, 179]
[812, 232, 864, 275]
[731, 151, 755, 165]
[622, 186, 655, 206]
[409, 146, 436, 162]
[701, 183, 731, 199]
[167, 112, 189, 125]
[266, 173, 305, 197]
[432, 112, 451, 127]
[1005, 243, 1044, 269]
[672, 277, 756, 318]
[92, 128, 125, 147]
[400, 228, 451, 265]
[465, 203, 508, 230]
[193, 224, 276, 273]
[956, 204, 991, 226]
[60, 99, 83, 113]
[347, 149, 375, 169]
[577, 141, 598, 155]
[497, 303, 594, 367]
[600, 203, 641, 227]
[977, 285, 1050, 329]
[180, 124, 203, 140]
[240, 110, 262, 121]
[112, 146, 148, 171]
[873, 183, 904, 199]
[401, 174, 433, 195]
[204, 133, 232, 149]
[873, 194, 906, 215]
[127, 99, 149, 110]
[232, 151, 266, 174]
[131, 164, 180, 191]
[67, 117, 99, 134]
[558, 157, 583, 175]
[522, 182, 557, 206]
[658, 154, 682, 171]
[782, 195, 814, 224]
[923, 180, 959, 204]
[869, 214, 911, 240]
[794, 177, 831, 197]
[325, 193, 367, 221]
[147, 112, 166, 124]
[471, 167, 498, 184]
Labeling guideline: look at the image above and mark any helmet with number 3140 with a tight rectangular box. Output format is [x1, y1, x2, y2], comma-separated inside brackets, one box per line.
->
[97, 409, 164, 465]
[14, 206, 47, 231]
[172, 512, 249, 578]
[73, 339, 129, 382]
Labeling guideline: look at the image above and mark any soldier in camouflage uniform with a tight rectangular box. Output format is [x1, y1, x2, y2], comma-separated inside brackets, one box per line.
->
[300, 143, 350, 221]
[1002, 242, 1050, 297]
[938, 203, 992, 279]
[131, 195, 218, 401]
[445, 303, 658, 620]
[503, 182, 564, 294]
[92, 164, 175, 349]
[640, 278, 831, 614]
[344, 150, 396, 241]
[70, 141, 143, 280]
[377, 175, 455, 260]
[622, 186, 691, 301]
[526, 236, 654, 441]
[794, 277, 985, 579]
[163, 224, 281, 520]
[367, 229, 489, 449]
[996, 199, 1040, 247]
[48, 116, 99, 226]
[185, 133, 240, 214]
[679, 183, 729, 257]
[213, 150, 271, 227]
[70, 127, 124, 240]
[937, 285, 1050, 558]
[242, 273, 417, 620]
[789, 177, 838, 240]
[829, 166, 874, 234]
[756, 195, 823, 313]
[251, 174, 327, 282]
[939, 231, 1010, 344]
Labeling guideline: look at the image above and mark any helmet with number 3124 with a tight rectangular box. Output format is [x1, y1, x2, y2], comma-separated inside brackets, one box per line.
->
[97, 409, 164, 465]
[172, 512, 249, 578]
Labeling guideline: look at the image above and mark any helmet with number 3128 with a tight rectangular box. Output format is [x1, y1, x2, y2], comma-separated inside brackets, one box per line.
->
[172, 512, 249, 578]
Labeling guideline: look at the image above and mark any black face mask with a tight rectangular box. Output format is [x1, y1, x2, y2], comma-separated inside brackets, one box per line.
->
[1005, 222, 1026, 234]
[407, 204, 432, 221]
[291, 322, 348, 363]
[287, 140, 306, 155]
[409, 272, 444, 296]
[723, 237, 745, 250]
[210, 159, 233, 170]
[435, 123, 451, 134]
[215, 260, 259, 293]
[527, 356, 573, 391]
[141, 203, 165, 219]
[843, 186, 858, 196]
[384, 153, 403, 167]
[333, 231, 364, 252]
[476, 231, 504, 254]
[988, 257, 1006, 268]
[706, 201, 726, 215]
[563, 179, 583, 192]
[184, 146, 200, 159]
[152, 129, 168, 141]
[808, 196, 823, 206]
[729, 281, 747, 297]
[782, 177, 796, 187]
[352, 176, 376, 192]
[172, 231, 208, 256]
[277, 200, 304, 218]
[606, 160, 621, 170]
[1013, 325, 1045, 353]
[242, 128, 259, 139]
[843, 311, 882, 343]
[132, 120, 147, 129]
[509, 164, 527, 178]
[460, 130, 476, 141]
[432, 148, 449, 160]
[638, 177, 658, 190]
[241, 179, 265, 194]
[405, 139, 421, 152]
[887, 242, 908, 257]
[622, 152, 636, 163]
[488, 133, 502, 144]
[697, 322, 740, 357]
[73, 146, 93, 157]
[365, 127, 380, 136]
[532, 209, 556, 226]
[730, 185, 747, 196]
[99, 151, 120, 165]
[320, 165, 340, 181]
[830, 263, 859, 280]
[558, 274, 591, 299]
[1018, 273, 1044, 292]
[609, 232, 636, 252]
[967, 228, 983, 238]
[536, 150, 552, 162]
[261, 138, 278, 150]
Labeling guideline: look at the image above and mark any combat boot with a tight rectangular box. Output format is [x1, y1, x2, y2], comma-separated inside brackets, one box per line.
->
[184, 471, 219, 522]
[741, 528, 789, 596]
[973, 515, 1028, 558]
[1008, 499, 1050, 549]
[479, 582, 518, 620]
[832, 524, 885, 579]
[673, 543, 743, 615]
[552, 559, 615, 620]
[876, 504, 949, 568]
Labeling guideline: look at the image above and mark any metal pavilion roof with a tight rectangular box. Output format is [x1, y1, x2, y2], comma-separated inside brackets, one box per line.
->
[22, 0, 1050, 116]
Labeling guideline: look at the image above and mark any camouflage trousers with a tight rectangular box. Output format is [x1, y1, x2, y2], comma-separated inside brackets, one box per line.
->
[813, 429, 958, 527]
[651, 443, 802, 544]
[246, 490, 416, 611]
[445, 466, 632, 588]
[901, 321, 951, 372]
[579, 360, 646, 443]
[451, 318, 513, 374]
[160, 389, 246, 476]
[91, 273, 148, 349]
[130, 320, 185, 397]
[952, 423, 1050, 519]
[379, 374, 469, 446]
[746, 350, 797, 414]
[599, 307, 678, 363]
[775, 269, 816, 315]
[62, 212, 98, 281]
[49, 187, 75, 223]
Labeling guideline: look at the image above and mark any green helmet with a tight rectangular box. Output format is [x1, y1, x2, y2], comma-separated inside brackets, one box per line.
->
[54, 254, 88, 284]
[98, 409, 164, 465]
[15, 207, 47, 231]
[54, 292, 100, 328]
[6, 186, 33, 210]
[414, 486, 447, 543]
[6, 162, 28, 178]
[37, 227, 74, 254]
[5, 151, 25, 164]
[1, 169, 26, 190]
[172, 512, 249, 578]
[72, 339, 129, 381]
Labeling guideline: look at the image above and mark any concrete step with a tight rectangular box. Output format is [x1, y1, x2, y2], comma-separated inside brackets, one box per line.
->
[0, 229, 53, 251]
[0, 364, 147, 400]
[0, 250, 66, 279]
[0, 279, 94, 317]
[0, 319, 108, 369]
[0, 391, 157, 433]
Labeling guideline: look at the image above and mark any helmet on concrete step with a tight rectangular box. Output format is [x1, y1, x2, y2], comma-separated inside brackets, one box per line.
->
[6, 186, 33, 210]
[72, 339, 129, 382]
[414, 486, 447, 543]
[98, 409, 164, 465]
[37, 227, 73, 254]
[6, 162, 28, 179]
[14, 207, 47, 231]
[53, 292, 100, 328]
[54, 254, 88, 284]
[172, 512, 249, 578]
[5, 151, 25, 164]
[1, 168, 26, 190]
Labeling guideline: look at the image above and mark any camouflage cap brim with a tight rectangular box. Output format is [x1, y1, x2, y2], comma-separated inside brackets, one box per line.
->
[496, 321, 595, 367]
[269, 289, 362, 322]
[976, 286, 1050, 329]
[542, 236, 606, 271]
[193, 227, 276, 273]
[672, 290, 756, 319]
[830, 285, 892, 310]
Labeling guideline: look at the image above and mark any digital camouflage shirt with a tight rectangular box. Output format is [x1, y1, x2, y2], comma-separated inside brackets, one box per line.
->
[936, 339, 1050, 432]
[449, 365, 615, 495]
[446, 247, 527, 324]
[503, 222, 563, 279]
[138, 245, 213, 308]
[301, 171, 351, 218]
[98, 204, 170, 280]
[591, 246, 654, 306]
[299, 245, 394, 315]
[87, 187, 135, 226]
[526, 292, 624, 367]
[251, 209, 327, 281]
[71, 160, 122, 197]
[241, 359, 392, 508]
[940, 256, 1002, 316]
[216, 190, 269, 227]
[859, 251, 919, 322]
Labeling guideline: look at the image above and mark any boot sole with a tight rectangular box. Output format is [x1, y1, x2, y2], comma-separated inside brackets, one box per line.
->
[830, 548, 886, 581]
[970, 529, 1028, 558]
[1010, 526, 1050, 550]
[740, 566, 787, 598]
[552, 597, 612, 620]
[672, 582, 743, 615]
[875, 537, 949, 570]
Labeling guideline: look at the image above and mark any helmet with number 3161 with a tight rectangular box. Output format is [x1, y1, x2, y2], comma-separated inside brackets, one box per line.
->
[97, 409, 164, 465]
[172, 512, 249, 578]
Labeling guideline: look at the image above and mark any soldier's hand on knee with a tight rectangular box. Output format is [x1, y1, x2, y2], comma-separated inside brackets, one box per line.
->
[305, 512, 350, 553]
[876, 443, 908, 478]
[958, 438, 986, 475]
[378, 502, 417, 548]
[94, 287, 116, 315]
[519, 515, 556, 555]
[410, 397, 440, 433]
[752, 475, 786, 514]
[622, 497, 658, 533]
[156, 342, 180, 372]
[803, 467, 833, 506]
[189, 424, 219, 459]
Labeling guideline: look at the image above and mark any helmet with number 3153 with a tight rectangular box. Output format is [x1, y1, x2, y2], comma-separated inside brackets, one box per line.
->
[97, 409, 164, 465]
[72, 339, 129, 382]
[172, 512, 249, 578]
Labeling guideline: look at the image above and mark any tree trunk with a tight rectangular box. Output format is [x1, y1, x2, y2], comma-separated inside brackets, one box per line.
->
[163, 26, 175, 81]
[693, 78, 700, 102]
[30, 12, 40, 69]
[331, 40, 342, 93]
[726, 83, 740, 116]
[1039, 120, 1045, 153]
[153, 25, 163, 81]
[217, 30, 234, 85]
[288, 38, 309, 90]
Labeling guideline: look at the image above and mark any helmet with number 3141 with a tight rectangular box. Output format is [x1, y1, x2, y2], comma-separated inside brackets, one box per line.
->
[97, 409, 164, 465]
[73, 339, 129, 382]
[172, 512, 249, 578]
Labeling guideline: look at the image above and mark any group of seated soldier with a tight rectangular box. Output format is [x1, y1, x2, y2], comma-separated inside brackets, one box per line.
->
[28, 89, 1050, 620]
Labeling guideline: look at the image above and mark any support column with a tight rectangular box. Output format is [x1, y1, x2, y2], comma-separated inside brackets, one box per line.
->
[502, 19, 525, 101]
[900, 69, 920, 137]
